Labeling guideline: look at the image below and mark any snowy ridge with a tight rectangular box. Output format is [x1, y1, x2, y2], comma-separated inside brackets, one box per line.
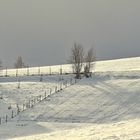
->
[1, 57, 140, 77]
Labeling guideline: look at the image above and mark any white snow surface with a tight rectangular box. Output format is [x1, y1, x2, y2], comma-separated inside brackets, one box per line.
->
[1, 57, 140, 77]
[0, 57, 140, 140]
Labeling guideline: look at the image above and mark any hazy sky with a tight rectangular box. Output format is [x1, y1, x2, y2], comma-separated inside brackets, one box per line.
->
[0, 0, 140, 68]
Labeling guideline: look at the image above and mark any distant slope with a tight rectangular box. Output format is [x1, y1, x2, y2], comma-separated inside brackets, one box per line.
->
[1, 57, 140, 76]
[95, 57, 140, 72]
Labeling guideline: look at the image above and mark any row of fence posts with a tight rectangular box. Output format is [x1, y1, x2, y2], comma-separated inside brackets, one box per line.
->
[0, 77, 78, 125]
[1, 66, 74, 77]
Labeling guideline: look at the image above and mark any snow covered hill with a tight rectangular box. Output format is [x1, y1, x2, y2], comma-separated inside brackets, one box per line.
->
[1, 57, 140, 77]
[0, 57, 140, 140]
[95, 57, 140, 72]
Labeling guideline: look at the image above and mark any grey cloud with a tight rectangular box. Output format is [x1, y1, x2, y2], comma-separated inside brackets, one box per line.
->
[0, 0, 140, 67]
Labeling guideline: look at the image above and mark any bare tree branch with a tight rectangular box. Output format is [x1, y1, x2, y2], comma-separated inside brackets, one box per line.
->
[84, 47, 96, 77]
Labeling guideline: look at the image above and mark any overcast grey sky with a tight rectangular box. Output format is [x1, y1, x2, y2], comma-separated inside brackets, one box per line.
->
[0, 0, 140, 68]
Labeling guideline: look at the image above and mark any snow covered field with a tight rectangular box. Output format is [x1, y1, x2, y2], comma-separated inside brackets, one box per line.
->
[0, 75, 73, 124]
[1, 57, 140, 77]
[0, 57, 140, 140]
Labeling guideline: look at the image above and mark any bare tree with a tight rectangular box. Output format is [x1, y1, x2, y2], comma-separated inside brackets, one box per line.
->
[84, 47, 96, 77]
[14, 56, 25, 68]
[69, 43, 84, 79]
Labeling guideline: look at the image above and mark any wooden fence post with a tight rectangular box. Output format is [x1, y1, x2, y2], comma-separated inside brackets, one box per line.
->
[17, 107, 20, 115]
[38, 67, 40, 75]
[50, 66, 51, 75]
[60, 82, 62, 90]
[50, 88, 52, 95]
[44, 92, 47, 99]
[11, 110, 14, 118]
[23, 104, 25, 111]
[17, 78, 20, 89]
[60, 65, 62, 75]
[40, 75, 43, 82]
[16, 69, 18, 77]
[5, 67, 8, 77]
[27, 66, 29, 76]
[75, 78, 76, 83]
[31, 100, 33, 108]
[34, 98, 36, 104]
[39, 95, 42, 101]
[70, 78, 73, 85]
[6, 115, 8, 123]
[55, 86, 57, 92]
[29, 100, 30, 107]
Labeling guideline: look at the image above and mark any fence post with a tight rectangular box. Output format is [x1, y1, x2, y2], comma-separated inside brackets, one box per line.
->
[31, 100, 33, 108]
[60, 82, 62, 90]
[25, 103, 27, 109]
[27, 66, 29, 76]
[38, 67, 40, 75]
[27, 101, 29, 108]
[36, 96, 39, 103]
[40, 75, 43, 82]
[5, 67, 8, 77]
[75, 78, 77, 83]
[40, 95, 42, 101]
[50, 88, 52, 95]
[55, 86, 57, 92]
[16, 69, 18, 77]
[70, 78, 73, 85]
[60, 65, 62, 75]
[23, 104, 25, 111]
[44, 91, 47, 99]
[6, 115, 8, 123]
[50, 66, 51, 75]
[11, 110, 14, 118]
[34, 98, 36, 104]
[17, 107, 20, 115]
[17, 78, 20, 89]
